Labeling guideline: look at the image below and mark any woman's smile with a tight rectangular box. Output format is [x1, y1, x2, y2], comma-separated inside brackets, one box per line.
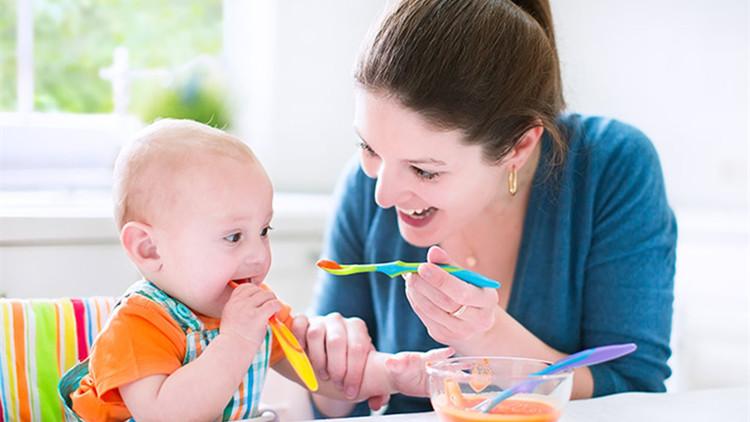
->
[397, 206, 438, 228]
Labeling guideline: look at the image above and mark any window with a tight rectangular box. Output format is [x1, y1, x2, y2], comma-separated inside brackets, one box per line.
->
[1, 0, 224, 191]
[0, 0, 17, 111]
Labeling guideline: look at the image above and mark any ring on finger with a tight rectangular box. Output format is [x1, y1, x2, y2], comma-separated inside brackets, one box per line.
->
[450, 304, 468, 318]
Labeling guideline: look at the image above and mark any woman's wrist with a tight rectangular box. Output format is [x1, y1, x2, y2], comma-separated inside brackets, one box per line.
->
[456, 306, 558, 359]
[310, 392, 357, 418]
[453, 305, 506, 356]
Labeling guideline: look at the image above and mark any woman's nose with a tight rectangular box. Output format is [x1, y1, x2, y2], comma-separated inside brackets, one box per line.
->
[374, 164, 409, 209]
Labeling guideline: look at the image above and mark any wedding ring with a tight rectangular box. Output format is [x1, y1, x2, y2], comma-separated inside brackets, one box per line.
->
[450, 304, 468, 318]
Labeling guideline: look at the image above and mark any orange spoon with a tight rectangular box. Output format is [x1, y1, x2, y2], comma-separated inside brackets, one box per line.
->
[228, 281, 319, 391]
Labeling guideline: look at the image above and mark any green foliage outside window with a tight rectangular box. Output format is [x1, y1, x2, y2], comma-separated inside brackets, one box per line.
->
[0, 0, 17, 111]
[0, 0, 227, 127]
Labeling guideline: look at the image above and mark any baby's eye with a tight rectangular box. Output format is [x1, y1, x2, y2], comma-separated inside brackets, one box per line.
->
[224, 232, 243, 243]
[412, 166, 439, 181]
[260, 226, 274, 237]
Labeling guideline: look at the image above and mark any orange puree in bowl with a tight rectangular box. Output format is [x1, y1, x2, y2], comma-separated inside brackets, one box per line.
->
[433, 395, 560, 422]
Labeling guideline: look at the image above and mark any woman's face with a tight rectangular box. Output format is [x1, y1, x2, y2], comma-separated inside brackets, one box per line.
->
[353, 88, 509, 247]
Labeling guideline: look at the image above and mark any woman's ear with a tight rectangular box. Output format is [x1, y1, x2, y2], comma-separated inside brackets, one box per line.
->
[120, 221, 162, 274]
[504, 125, 544, 169]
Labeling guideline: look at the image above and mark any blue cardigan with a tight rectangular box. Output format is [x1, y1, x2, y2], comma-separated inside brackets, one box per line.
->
[312, 114, 676, 417]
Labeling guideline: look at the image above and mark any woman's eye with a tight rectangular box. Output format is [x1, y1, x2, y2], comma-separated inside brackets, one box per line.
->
[412, 166, 439, 181]
[224, 232, 243, 243]
[358, 141, 378, 157]
[260, 226, 274, 237]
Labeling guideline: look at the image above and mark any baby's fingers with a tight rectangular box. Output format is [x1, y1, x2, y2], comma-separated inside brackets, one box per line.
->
[259, 299, 283, 319]
[385, 347, 455, 397]
[424, 347, 455, 363]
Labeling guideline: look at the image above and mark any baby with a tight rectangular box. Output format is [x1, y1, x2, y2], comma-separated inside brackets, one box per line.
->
[60, 119, 451, 421]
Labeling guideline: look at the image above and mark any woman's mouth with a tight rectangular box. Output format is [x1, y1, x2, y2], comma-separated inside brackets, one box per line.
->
[397, 206, 438, 228]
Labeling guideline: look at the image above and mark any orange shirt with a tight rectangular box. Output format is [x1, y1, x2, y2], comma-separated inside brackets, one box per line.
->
[71, 288, 294, 422]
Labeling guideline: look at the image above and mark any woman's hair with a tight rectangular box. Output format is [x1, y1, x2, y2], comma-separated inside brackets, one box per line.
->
[355, 0, 566, 165]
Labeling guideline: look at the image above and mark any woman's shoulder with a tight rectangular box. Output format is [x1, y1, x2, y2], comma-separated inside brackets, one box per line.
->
[559, 113, 660, 167]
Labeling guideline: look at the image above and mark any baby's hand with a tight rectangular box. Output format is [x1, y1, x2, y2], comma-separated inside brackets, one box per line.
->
[384, 347, 454, 397]
[220, 283, 281, 350]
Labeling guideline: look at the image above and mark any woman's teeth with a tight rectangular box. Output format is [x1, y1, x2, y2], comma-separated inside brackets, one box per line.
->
[403, 207, 436, 219]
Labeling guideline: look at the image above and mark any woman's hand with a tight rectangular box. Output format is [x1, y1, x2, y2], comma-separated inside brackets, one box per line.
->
[291, 313, 390, 409]
[404, 246, 500, 346]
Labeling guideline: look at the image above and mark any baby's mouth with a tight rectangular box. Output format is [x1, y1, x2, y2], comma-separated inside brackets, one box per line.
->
[228, 278, 252, 288]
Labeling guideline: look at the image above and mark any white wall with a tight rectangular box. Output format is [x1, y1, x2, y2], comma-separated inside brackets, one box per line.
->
[223, 0, 749, 395]
[224, 0, 386, 193]
[553, 0, 748, 211]
[225, 0, 748, 209]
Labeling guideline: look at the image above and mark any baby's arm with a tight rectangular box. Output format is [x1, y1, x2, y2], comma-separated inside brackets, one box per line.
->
[358, 347, 454, 399]
[273, 347, 453, 402]
[119, 284, 281, 421]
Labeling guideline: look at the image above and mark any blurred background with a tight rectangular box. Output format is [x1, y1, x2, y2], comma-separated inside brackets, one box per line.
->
[0, 0, 747, 418]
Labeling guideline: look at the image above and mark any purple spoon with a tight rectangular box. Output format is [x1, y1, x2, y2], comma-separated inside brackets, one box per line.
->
[473, 343, 637, 413]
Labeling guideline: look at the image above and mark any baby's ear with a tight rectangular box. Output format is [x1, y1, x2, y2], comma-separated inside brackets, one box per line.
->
[120, 221, 162, 273]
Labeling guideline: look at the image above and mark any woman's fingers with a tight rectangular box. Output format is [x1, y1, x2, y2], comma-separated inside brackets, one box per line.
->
[305, 316, 329, 380]
[405, 272, 493, 325]
[405, 285, 462, 343]
[426, 245, 453, 265]
[404, 273, 459, 313]
[324, 313, 349, 387]
[417, 263, 497, 307]
[342, 317, 371, 399]
[406, 282, 460, 329]
[303, 313, 377, 397]
[291, 314, 309, 350]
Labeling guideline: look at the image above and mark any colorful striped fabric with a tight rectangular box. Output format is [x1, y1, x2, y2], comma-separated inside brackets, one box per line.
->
[0, 297, 114, 422]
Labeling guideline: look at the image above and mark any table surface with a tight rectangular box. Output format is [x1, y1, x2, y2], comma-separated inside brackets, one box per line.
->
[316, 387, 748, 422]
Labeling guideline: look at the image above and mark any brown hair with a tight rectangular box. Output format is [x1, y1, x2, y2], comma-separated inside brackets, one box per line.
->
[355, 0, 566, 165]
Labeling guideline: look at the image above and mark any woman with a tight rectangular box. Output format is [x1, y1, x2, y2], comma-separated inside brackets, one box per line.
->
[293, 0, 676, 417]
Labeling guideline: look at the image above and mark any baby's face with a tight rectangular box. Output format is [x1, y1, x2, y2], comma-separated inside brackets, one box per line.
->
[148, 154, 273, 317]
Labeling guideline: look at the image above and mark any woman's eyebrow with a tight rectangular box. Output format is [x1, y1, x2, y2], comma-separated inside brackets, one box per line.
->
[353, 127, 366, 142]
[354, 128, 447, 166]
[407, 158, 447, 166]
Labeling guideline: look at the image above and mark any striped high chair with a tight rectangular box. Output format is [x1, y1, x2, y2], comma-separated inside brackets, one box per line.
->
[0, 297, 115, 422]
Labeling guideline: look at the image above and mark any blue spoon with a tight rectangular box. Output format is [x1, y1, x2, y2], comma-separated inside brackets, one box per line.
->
[317, 259, 501, 289]
[473, 343, 637, 413]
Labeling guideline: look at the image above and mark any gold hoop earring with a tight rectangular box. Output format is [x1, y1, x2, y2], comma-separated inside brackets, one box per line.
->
[508, 166, 517, 196]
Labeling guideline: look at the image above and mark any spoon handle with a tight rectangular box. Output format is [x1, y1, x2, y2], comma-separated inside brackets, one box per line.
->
[537, 343, 637, 375]
[475, 343, 637, 413]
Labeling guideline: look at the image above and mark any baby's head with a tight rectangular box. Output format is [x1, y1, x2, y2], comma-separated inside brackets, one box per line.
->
[113, 119, 273, 317]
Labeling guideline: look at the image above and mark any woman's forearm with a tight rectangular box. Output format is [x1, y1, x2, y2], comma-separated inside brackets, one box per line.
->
[460, 307, 594, 399]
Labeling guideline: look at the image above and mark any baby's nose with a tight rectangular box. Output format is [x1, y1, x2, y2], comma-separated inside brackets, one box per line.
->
[241, 245, 269, 270]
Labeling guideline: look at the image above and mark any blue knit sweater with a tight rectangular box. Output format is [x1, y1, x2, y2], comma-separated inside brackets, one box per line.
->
[312, 114, 676, 417]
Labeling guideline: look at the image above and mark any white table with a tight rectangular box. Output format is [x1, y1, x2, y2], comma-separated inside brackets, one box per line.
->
[318, 387, 748, 422]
